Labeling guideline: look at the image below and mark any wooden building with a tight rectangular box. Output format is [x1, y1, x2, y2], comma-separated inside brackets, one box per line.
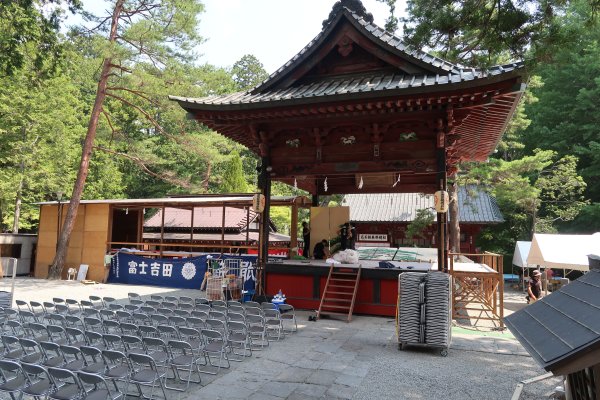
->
[171, 0, 526, 276]
[342, 186, 504, 253]
[34, 195, 309, 282]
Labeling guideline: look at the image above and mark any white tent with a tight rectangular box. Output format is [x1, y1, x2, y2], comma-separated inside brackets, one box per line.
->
[512, 241, 532, 269]
[526, 233, 600, 271]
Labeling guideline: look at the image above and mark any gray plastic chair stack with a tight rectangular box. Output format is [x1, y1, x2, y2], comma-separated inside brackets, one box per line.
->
[398, 271, 451, 355]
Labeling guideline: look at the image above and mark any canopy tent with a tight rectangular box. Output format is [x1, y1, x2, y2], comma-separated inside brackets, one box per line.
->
[527, 233, 600, 271]
[512, 241, 532, 268]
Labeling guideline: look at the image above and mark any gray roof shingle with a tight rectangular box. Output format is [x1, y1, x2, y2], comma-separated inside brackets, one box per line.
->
[505, 270, 600, 372]
[341, 186, 504, 223]
[169, 6, 523, 110]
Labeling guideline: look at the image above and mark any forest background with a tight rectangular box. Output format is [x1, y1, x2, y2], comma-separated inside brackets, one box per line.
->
[1, 0, 599, 265]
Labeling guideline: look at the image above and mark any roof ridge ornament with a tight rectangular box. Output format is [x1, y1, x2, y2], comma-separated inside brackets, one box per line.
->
[323, 0, 374, 28]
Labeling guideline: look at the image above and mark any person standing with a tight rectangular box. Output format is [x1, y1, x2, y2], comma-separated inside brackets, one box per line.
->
[340, 223, 349, 250]
[302, 221, 310, 258]
[348, 223, 356, 250]
[527, 270, 543, 304]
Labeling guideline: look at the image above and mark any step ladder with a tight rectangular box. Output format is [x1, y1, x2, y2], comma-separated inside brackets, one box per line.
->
[317, 264, 361, 322]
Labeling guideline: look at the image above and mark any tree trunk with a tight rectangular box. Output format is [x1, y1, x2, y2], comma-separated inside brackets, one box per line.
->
[448, 179, 460, 254]
[202, 161, 212, 192]
[12, 173, 23, 233]
[47, 0, 125, 279]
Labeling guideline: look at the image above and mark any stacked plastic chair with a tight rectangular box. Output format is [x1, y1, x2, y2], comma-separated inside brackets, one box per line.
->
[398, 271, 451, 356]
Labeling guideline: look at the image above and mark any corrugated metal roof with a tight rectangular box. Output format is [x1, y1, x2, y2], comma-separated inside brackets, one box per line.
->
[341, 186, 503, 223]
[144, 207, 257, 230]
[505, 270, 600, 372]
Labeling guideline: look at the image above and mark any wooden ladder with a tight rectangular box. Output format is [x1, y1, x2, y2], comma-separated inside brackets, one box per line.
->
[317, 264, 361, 322]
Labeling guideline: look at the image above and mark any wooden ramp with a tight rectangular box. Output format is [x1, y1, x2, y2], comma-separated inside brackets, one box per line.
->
[317, 264, 361, 322]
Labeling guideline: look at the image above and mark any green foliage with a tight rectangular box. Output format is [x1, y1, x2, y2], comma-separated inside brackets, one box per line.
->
[231, 54, 269, 91]
[464, 150, 587, 254]
[401, 0, 597, 66]
[220, 152, 250, 193]
[522, 17, 600, 200]
[376, 0, 399, 32]
[0, 0, 81, 76]
[405, 208, 435, 245]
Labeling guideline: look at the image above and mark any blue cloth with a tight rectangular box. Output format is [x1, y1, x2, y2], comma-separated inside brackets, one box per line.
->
[109, 252, 258, 290]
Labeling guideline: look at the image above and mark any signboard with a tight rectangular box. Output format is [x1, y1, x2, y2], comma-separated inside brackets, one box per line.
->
[108, 252, 257, 290]
[76, 264, 89, 281]
[358, 234, 388, 242]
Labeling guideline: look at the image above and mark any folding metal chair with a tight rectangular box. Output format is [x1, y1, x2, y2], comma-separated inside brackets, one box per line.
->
[5, 319, 26, 336]
[102, 334, 124, 351]
[80, 300, 95, 311]
[177, 327, 204, 354]
[168, 316, 187, 328]
[124, 353, 168, 400]
[39, 341, 66, 368]
[139, 325, 160, 338]
[186, 316, 206, 330]
[227, 321, 253, 360]
[1, 335, 24, 360]
[227, 311, 246, 324]
[208, 310, 227, 322]
[109, 304, 124, 311]
[157, 324, 181, 341]
[160, 301, 177, 310]
[194, 298, 209, 307]
[47, 367, 85, 400]
[128, 293, 142, 303]
[121, 335, 145, 353]
[194, 303, 211, 313]
[200, 329, 230, 374]
[150, 314, 168, 326]
[149, 295, 164, 303]
[21, 362, 54, 399]
[29, 301, 46, 320]
[243, 301, 260, 309]
[278, 304, 298, 333]
[178, 296, 194, 306]
[124, 304, 140, 313]
[264, 309, 284, 341]
[101, 350, 136, 396]
[140, 337, 171, 371]
[115, 310, 132, 323]
[132, 312, 152, 326]
[166, 340, 202, 391]
[88, 296, 104, 310]
[85, 330, 106, 350]
[65, 315, 86, 329]
[102, 297, 117, 308]
[55, 304, 71, 316]
[80, 346, 107, 374]
[211, 305, 228, 315]
[211, 300, 226, 308]
[18, 338, 43, 364]
[59, 344, 87, 372]
[205, 318, 228, 339]
[27, 322, 50, 342]
[47, 324, 69, 345]
[53, 297, 66, 306]
[78, 371, 122, 400]
[19, 309, 38, 324]
[144, 300, 161, 309]
[15, 299, 31, 312]
[99, 308, 116, 321]
[246, 314, 269, 349]
[65, 299, 82, 314]
[140, 306, 157, 315]
[84, 317, 104, 333]
[103, 319, 122, 334]
[119, 322, 140, 337]
[0, 359, 27, 398]
[164, 296, 178, 304]
[173, 309, 190, 318]
[43, 301, 57, 315]
[65, 327, 87, 347]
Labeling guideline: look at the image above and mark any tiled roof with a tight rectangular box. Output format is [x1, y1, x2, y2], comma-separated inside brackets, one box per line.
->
[169, 5, 523, 110]
[145, 207, 257, 231]
[170, 64, 522, 108]
[505, 270, 600, 372]
[341, 186, 503, 223]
